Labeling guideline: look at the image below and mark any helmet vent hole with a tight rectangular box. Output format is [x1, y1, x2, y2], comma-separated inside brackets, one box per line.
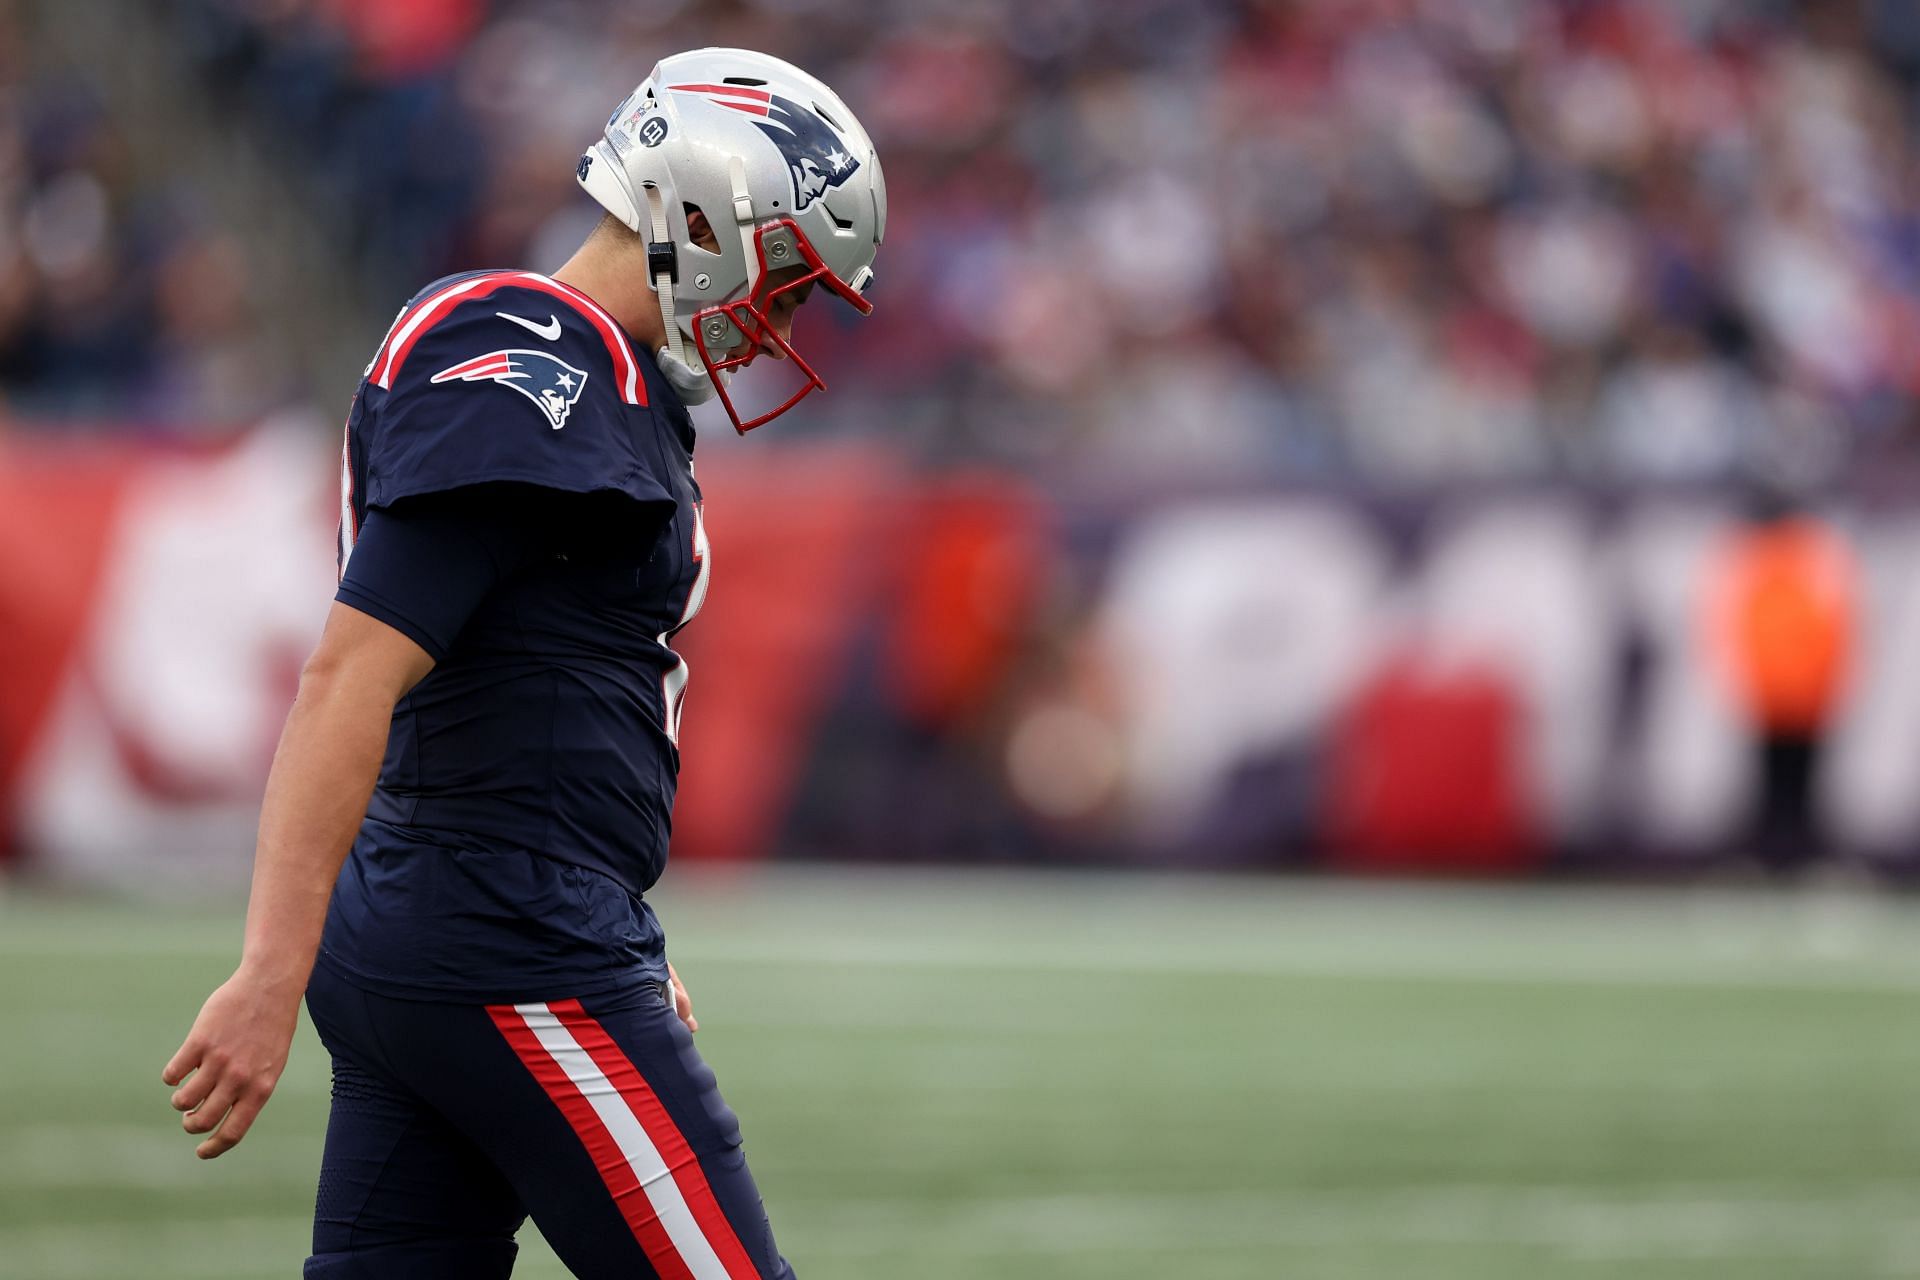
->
[824, 204, 854, 231]
[811, 101, 844, 131]
[723, 75, 768, 86]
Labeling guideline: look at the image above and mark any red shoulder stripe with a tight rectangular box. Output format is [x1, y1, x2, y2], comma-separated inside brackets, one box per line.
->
[500, 273, 645, 406]
[373, 271, 646, 406]
[372, 271, 518, 391]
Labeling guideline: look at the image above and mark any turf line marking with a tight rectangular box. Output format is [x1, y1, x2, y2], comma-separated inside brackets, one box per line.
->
[6, 1186, 1916, 1271]
[0, 1214, 312, 1279]
[772, 1182, 1920, 1261]
[676, 936, 1920, 994]
[12, 926, 1920, 993]
[0, 1123, 317, 1190]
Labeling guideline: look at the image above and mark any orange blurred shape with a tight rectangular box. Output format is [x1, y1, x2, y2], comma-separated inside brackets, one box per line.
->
[882, 474, 1048, 730]
[669, 446, 901, 863]
[1707, 517, 1858, 733]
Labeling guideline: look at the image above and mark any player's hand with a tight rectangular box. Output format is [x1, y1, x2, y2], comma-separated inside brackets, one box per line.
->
[161, 968, 301, 1159]
[668, 962, 698, 1033]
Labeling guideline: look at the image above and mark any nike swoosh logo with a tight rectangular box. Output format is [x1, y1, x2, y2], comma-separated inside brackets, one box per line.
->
[497, 311, 562, 341]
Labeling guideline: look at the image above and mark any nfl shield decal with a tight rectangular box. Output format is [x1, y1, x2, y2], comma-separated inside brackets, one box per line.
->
[431, 350, 590, 429]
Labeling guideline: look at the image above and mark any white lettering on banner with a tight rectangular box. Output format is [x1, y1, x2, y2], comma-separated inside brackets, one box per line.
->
[23, 454, 1920, 882]
[1418, 503, 1612, 842]
[1825, 519, 1920, 851]
[1092, 496, 1775, 853]
[1097, 501, 1389, 836]
[16, 424, 337, 889]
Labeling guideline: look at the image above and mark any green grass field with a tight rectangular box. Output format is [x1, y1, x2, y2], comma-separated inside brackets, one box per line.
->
[6, 867, 1920, 1279]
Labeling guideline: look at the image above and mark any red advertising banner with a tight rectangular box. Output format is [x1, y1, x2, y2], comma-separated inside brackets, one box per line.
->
[5, 427, 1920, 884]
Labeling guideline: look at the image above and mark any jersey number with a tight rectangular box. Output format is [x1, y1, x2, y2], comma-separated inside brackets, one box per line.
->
[657, 502, 710, 746]
[337, 418, 359, 578]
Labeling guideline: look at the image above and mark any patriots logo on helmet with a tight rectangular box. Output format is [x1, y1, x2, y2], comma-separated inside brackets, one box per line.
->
[667, 83, 860, 215]
[431, 349, 589, 429]
[753, 93, 860, 213]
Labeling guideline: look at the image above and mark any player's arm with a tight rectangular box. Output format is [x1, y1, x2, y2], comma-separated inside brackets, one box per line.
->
[159, 602, 432, 1157]
[161, 493, 535, 1159]
[241, 603, 433, 992]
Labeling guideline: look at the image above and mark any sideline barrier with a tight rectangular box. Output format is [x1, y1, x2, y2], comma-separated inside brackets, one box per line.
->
[3, 429, 1911, 881]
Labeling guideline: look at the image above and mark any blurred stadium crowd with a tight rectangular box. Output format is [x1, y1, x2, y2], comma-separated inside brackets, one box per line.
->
[0, 2, 279, 424]
[5, 0, 1920, 485]
[12, 0, 1920, 881]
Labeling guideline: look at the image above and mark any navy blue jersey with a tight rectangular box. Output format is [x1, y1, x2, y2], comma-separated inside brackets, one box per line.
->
[320, 270, 710, 1003]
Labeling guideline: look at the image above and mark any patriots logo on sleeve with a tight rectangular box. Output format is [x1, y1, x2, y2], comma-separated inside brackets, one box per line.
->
[430, 349, 590, 430]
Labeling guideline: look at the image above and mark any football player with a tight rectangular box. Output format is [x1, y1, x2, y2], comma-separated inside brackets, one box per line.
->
[160, 48, 884, 1280]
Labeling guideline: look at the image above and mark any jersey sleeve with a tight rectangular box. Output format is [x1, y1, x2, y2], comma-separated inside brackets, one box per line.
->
[361, 284, 672, 516]
[335, 493, 547, 661]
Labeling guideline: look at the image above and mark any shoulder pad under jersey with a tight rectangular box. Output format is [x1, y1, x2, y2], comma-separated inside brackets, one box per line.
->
[358, 270, 670, 511]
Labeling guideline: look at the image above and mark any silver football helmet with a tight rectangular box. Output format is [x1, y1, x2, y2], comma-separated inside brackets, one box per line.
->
[578, 48, 886, 432]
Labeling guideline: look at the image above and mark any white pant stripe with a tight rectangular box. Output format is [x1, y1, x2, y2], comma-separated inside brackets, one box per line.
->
[510, 1002, 733, 1280]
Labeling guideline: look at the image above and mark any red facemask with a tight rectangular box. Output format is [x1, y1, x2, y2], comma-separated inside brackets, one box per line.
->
[689, 218, 874, 434]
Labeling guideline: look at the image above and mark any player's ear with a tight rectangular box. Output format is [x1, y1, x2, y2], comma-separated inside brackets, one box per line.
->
[684, 205, 720, 255]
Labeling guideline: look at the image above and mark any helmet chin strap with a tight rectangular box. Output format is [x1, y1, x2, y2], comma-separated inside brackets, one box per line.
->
[656, 342, 718, 406]
[657, 344, 718, 406]
[642, 181, 718, 406]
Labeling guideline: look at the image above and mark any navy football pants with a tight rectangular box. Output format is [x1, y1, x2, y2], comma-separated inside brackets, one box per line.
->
[303, 961, 795, 1280]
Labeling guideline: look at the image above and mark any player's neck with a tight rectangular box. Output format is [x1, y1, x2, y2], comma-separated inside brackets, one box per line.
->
[551, 240, 668, 358]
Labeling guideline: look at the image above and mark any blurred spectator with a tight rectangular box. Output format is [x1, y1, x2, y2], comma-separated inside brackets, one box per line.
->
[11, 0, 1920, 488]
[0, 2, 291, 430]
[1707, 488, 1860, 874]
